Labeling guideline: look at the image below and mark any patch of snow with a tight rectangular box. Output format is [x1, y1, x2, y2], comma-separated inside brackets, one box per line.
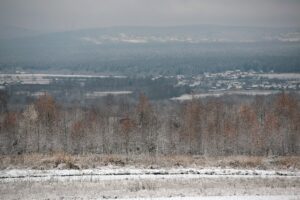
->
[0, 168, 298, 183]
[85, 91, 133, 98]
[176, 80, 188, 86]
[114, 196, 300, 200]
[31, 91, 47, 97]
[189, 81, 201, 87]
[0, 74, 127, 79]
[258, 73, 300, 80]
[121, 38, 148, 44]
[171, 90, 281, 101]
[81, 37, 102, 45]
[0, 74, 127, 85]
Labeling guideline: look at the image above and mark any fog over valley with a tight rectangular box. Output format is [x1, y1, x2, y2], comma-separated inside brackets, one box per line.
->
[0, 1, 300, 199]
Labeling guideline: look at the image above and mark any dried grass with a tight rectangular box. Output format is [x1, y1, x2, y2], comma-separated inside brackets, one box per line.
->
[127, 180, 157, 192]
[0, 153, 299, 170]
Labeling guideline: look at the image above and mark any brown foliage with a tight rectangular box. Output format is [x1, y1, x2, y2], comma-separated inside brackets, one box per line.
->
[34, 93, 58, 124]
[223, 117, 237, 138]
[275, 93, 297, 115]
[239, 105, 257, 126]
[274, 92, 300, 133]
[71, 120, 86, 139]
[239, 104, 262, 148]
[2, 112, 17, 130]
[239, 104, 259, 131]
[0, 89, 299, 156]
[120, 117, 135, 135]
[0, 90, 8, 113]
[183, 99, 201, 139]
[264, 112, 280, 135]
[137, 93, 155, 125]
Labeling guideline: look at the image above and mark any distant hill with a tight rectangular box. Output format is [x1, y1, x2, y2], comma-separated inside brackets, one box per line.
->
[0, 25, 299, 75]
[0, 25, 43, 39]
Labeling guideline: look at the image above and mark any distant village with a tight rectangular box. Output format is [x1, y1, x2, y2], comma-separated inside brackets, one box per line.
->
[0, 71, 299, 102]
[172, 70, 300, 92]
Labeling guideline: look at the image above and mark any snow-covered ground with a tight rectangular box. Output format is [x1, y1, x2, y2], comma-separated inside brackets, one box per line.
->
[171, 90, 282, 101]
[1, 167, 299, 183]
[117, 196, 300, 200]
[0, 73, 126, 84]
[258, 73, 300, 80]
[85, 91, 133, 98]
[0, 167, 299, 199]
[0, 73, 127, 79]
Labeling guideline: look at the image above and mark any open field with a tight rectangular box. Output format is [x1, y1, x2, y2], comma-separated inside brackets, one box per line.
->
[0, 167, 299, 199]
[1, 1, 300, 199]
[1, 177, 299, 199]
[0, 154, 299, 199]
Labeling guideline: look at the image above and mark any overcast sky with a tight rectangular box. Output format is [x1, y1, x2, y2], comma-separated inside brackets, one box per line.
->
[1, 0, 300, 32]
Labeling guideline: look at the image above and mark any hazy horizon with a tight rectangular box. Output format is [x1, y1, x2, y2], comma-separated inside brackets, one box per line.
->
[1, 0, 300, 32]
[0, 0, 299, 75]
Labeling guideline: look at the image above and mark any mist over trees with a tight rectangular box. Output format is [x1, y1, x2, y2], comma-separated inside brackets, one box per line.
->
[0, 92, 299, 156]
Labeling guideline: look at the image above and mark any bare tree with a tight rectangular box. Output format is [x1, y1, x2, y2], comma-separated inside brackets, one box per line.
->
[182, 98, 201, 154]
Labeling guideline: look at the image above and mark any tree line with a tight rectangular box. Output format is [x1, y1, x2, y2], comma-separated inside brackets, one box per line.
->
[0, 92, 299, 156]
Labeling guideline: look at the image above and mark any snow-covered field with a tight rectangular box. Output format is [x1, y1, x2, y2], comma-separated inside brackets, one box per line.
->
[0, 167, 299, 199]
[85, 91, 133, 98]
[118, 197, 299, 200]
[258, 73, 300, 80]
[0, 73, 126, 84]
[171, 90, 282, 100]
[0, 167, 299, 182]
